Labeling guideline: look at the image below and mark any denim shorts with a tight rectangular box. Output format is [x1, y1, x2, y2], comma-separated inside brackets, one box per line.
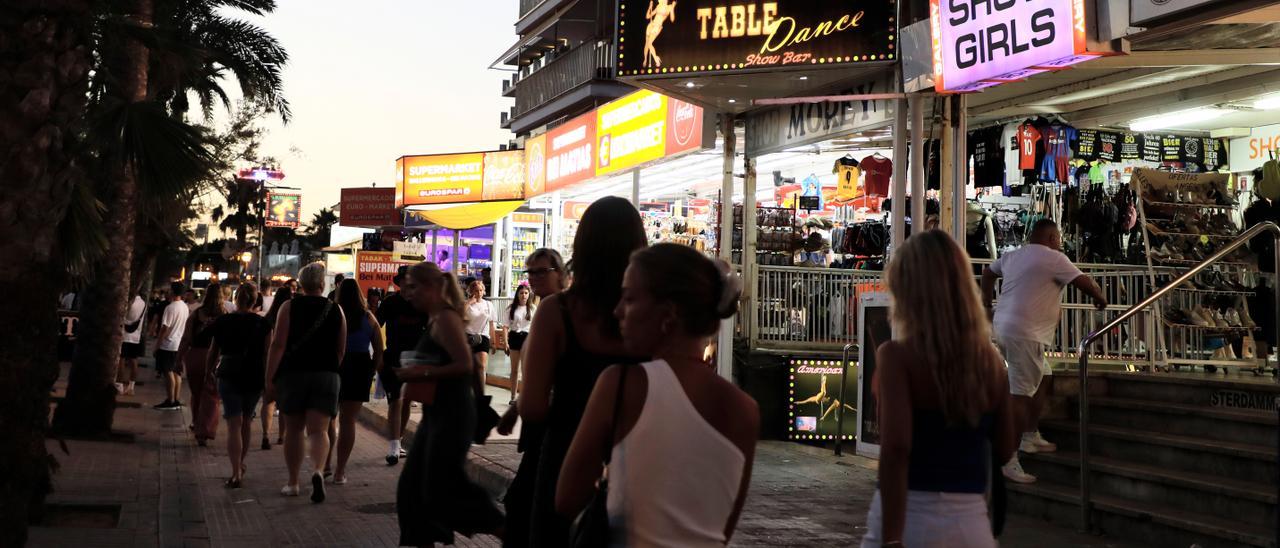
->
[218, 379, 262, 419]
[276, 371, 340, 417]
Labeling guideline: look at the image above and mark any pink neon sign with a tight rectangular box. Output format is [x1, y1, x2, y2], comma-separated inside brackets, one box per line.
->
[931, 0, 1099, 92]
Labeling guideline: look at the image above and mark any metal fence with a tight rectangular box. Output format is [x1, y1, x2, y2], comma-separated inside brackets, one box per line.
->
[514, 41, 614, 117]
[750, 263, 1163, 365]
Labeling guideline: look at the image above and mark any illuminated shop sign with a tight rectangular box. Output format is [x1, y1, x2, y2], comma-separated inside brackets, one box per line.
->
[616, 0, 897, 77]
[265, 193, 301, 228]
[594, 90, 706, 176]
[930, 0, 1106, 93]
[340, 187, 399, 227]
[788, 358, 857, 441]
[545, 113, 597, 192]
[397, 151, 529, 207]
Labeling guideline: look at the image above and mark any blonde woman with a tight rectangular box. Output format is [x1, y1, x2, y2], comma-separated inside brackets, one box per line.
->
[395, 262, 503, 545]
[861, 230, 1017, 548]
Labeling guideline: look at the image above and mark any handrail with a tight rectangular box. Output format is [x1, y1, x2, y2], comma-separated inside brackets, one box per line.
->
[1075, 221, 1280, 533]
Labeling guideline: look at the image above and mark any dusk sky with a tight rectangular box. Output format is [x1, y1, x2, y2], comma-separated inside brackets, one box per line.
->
[236, 0, 518, 212]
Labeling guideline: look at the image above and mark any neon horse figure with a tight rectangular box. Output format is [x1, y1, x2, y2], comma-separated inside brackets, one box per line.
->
[644, 0, 677, 68]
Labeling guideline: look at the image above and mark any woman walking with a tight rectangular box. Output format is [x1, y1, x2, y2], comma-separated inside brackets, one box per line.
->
[332, 278, 385, 484]
[266, 262, 346, 503]
[557, 243, 759, 546]
[497, 248, 566, 548]
[464, 279, 495, 399]
[860, 230, 1017, 548]
[505, 285, 535, 398]
[519, 197, 648, 547]
[181, 283, 225, 446]
[260, 285, 292, 449]
[208, 283, 272, 488]
[395, 261, 503, 545]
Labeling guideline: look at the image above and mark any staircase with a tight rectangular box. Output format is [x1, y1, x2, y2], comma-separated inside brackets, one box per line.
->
[1010, 371, 1279, 548]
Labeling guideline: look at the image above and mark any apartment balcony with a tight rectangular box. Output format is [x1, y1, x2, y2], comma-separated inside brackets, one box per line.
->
[502, 75, 518, 98]
[507, 40, 631, 134]
[500, 106, 515, 129]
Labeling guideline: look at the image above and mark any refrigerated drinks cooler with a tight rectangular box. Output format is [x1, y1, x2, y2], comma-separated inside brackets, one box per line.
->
[507, 212, 545, 295]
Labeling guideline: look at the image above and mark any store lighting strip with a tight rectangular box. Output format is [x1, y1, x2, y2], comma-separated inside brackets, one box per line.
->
[1128, 108, 1228, 132]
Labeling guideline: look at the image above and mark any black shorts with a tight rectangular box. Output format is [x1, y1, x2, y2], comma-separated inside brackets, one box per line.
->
[276, 371, 340, 417]
[508, 331, 529, 351]
[121, 342, 144, 359]
[338, 353, 375, 402]
[469, 335, 492, 354]
[379, 361, 404, 400]
[154, 349, 181, 374]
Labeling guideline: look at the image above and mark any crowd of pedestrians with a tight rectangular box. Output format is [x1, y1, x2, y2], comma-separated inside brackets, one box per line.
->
[76, 196, 1107, 547]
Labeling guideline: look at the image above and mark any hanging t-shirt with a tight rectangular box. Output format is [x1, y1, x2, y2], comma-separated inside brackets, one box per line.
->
[1075, 129, 1099, 161]
[1018, 123, 1041, 170]
[970, 127, 1004, 188]
[1181, 137, 1205, 166]
[1002, 124, 1022, 188]
[1141, 134, 1162, 162]
[1074, 165, 1090, 187]
[1204, 138, 1226, 170]
[1088, 163, 1106, 185]
[1097, 132, 1119, 162]
[861, 154, 892, 197]
[832, 156, 861, 202]
[1118, 132, 1141, 160]
[801, 174, 825, 209]
[927, 139, 942, 191]
[1042, 125, 1076, 158]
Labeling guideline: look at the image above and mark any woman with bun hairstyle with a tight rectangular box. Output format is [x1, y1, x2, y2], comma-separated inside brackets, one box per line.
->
[556, 243, 759, 547]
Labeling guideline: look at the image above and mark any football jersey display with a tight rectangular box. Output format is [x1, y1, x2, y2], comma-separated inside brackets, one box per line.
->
[832, 156, 861, 202]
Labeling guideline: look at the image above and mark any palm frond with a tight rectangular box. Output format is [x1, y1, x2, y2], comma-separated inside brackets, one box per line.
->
[198, 15, 291, 122]
[55, 175, 109, 282]
[90, 100, 218, 198]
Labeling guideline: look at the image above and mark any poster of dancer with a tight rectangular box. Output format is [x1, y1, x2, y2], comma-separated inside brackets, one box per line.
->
[788, 357, 857, 441]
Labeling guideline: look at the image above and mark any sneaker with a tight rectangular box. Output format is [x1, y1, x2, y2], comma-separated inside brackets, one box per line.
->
[1226, 309, 1243, 328]
[310, 473, 326, 503]
[262, 438, 271, 451]
[1027, 431, 1057, 452]
[280, 484, 300, 497]
[1186, 307, 1211, 327]
[125, 383, 135, 396]
[1002, 458, 1037, 484]
[153, 400, 173, 410]
[332, 476, 348, 486]
[114, 383, 125, 395]
[385, 454, 399, 466]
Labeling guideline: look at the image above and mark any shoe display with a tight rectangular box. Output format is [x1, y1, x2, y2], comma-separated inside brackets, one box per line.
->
[1212, 309, 1230, 329]
[1002, 458, 1037, 484]
[1226, 308, 1243, 328]
[1186, 307, 1211, 327]
[1239, 299, 1257, 329]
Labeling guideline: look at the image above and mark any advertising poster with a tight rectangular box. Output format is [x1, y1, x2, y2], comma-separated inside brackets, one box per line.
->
[355, 251, 415, 296]
[524, 133, 547, 197]
[561, 200, 591, 220]
[595, 90, 707, 176]
[340, 187, 398, 227]
[788, 357, 857, 441]
[931, 0, 1101, 92]
[1230, 123, 1280, 173]
[856, 291, 891, 458]
[616, 0, 897, 76]
[394, 157, 405, 207]
[545, 112, 597, 192]
[400, 152, 485, 205]
[482, 150, 526, 201]
[265, 193, 301, 228]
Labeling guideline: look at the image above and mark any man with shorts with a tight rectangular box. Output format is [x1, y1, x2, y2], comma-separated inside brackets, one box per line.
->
[154, 282, 190, 409]
[982, 219, 1107, 484]
[116, 291, 146, 395]
[375, 265, 427, 465]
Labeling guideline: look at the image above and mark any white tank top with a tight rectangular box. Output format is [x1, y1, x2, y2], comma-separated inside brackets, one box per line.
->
[607, 360, 746, 547]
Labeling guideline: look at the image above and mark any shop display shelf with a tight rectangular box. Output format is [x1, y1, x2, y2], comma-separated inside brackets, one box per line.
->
[1169, 286, 1256, 296]
[1142, 200, 1237, 210]
[1160, 320, 1259, 333]
[1144, 223, 1237, 240]
[1151, 258, 1250, 267]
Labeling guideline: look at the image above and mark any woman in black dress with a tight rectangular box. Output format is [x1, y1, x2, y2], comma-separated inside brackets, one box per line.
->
[395, 261, 503, 546]
[518, 197, 649, 547]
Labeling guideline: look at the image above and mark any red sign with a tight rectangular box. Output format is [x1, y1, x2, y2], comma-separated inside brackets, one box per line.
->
[545, 113, 596, 192]
[355, 251, 415, 296]
[666, 98, 704, 157]
[561, 201, 590, 221]
[340, 188, 398, 227]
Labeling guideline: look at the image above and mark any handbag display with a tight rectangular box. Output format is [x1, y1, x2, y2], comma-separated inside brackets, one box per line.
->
[569, 364, 630, 548]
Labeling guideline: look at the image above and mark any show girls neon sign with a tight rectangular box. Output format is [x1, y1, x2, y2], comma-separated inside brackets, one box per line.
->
[930, 0, 1105, 93]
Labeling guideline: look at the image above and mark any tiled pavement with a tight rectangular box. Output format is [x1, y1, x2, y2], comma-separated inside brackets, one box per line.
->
[34, 361, 1134, 548]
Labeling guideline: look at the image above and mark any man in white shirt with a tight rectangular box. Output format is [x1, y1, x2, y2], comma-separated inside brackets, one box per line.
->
[115, 293, 147, 395]
[153, 282, 190, 409]
[982, 219, 1107, 484]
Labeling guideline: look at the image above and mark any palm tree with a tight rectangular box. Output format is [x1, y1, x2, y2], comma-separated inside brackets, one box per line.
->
[53, 0, 288, 436]
[0, 1, 95, 544]
[306, 208, 340, 251]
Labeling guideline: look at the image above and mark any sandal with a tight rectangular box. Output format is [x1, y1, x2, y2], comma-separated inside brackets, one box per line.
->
[224, 478, 241, 489]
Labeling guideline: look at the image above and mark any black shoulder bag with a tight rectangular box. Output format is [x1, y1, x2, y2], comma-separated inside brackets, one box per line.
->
[569, 364, 629, 548]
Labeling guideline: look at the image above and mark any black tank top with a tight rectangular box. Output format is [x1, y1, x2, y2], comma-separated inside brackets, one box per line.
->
[279, 295, 343, 374]
[548, 293, 644, 430]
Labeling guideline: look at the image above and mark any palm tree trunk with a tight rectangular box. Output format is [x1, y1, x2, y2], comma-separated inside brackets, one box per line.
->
[52, 0, 153, 437]
[0, 2, 93, 544]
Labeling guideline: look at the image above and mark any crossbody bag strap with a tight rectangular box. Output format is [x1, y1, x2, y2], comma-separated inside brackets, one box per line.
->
[602, 363, 629, 466]
[284, 300, 334, 362]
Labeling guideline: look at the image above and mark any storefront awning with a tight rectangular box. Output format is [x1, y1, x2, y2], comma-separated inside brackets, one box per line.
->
[403, 200, 524, 230]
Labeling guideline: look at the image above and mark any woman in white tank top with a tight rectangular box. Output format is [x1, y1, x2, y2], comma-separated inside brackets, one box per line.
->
[556, 244, 760, 547]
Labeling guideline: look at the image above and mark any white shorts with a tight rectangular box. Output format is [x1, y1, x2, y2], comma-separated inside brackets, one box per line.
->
[861, 490, 996, 548]
[998, 336, 1051, 397]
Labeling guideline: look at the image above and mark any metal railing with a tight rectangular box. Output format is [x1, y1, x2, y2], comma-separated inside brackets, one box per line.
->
[519, 0, 545, 18]
[514, 41, 614, 117]
[1075, 222, 1280, 533]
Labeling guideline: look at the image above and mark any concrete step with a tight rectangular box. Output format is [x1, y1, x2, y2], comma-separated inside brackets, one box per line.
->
[1041, 420, 1278, 484]
[1083, 396, 1278, 447]
[1021, 450, 1277, 529]
[1008, 479, 1277, 548]
[1102, 372, 1280, 410]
